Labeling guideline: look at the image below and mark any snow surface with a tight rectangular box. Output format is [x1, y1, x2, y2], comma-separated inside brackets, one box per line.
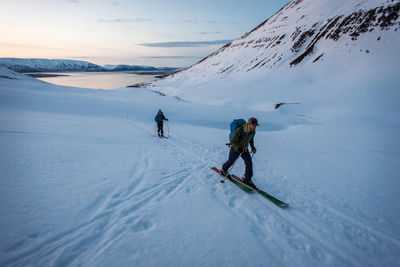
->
[1, 0, 400, 266]
[1, 57, 400, 267]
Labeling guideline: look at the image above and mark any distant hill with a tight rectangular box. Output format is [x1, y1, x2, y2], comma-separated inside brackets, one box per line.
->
[103, 64, 180, 72]
[0, 58, 180, 73]
[0, 58, 104, 72]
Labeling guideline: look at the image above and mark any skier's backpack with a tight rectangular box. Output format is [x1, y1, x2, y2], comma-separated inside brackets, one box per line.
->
[229, 119, 246, 141]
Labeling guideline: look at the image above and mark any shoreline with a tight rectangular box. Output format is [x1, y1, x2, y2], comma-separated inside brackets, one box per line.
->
[25, 70, 179, 79]
[26, 73, 70, 78]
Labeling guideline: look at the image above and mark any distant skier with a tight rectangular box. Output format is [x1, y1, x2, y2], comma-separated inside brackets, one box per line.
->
[154, 109, 168, 137]
[221, 117, 259, 187]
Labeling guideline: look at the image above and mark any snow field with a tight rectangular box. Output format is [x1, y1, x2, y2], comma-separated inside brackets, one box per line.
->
[1, 69, 400, 266]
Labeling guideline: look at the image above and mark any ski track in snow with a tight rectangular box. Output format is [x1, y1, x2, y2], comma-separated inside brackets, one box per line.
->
[2, 112, 399, 266]
[128, 120, 400, 266]
[129, 119, 400, 266]
[1, 80, 399, 266]
[2, 116, 219, 266]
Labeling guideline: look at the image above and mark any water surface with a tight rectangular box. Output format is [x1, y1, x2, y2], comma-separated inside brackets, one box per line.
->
[36, 71, 157, 89]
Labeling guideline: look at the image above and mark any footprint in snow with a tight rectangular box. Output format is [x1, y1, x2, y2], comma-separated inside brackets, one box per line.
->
[130, 218, 155, 233]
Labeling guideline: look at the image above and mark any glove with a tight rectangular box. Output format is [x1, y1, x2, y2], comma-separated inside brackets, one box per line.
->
[252, 147, 257, 154]
[166, 118, 169, 121]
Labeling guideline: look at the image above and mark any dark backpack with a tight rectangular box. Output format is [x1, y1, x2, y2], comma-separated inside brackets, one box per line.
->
[229, 119, 246, 141]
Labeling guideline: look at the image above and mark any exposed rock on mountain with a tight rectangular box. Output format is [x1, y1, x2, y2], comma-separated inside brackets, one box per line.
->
[161, 0, 399, 79]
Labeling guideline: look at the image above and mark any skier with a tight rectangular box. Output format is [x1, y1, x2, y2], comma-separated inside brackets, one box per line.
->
[154, 109, 168, 137]
[221, 117, 259, 187]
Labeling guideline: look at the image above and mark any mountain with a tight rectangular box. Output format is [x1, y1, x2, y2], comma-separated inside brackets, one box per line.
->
[151, 0, 400, 111]
[0, 58, 104, 72]
[0, 58, 180, 73]
[103, 64, 157, 71]
[103, 64, 180, 72]
[186, 0, 400, 73]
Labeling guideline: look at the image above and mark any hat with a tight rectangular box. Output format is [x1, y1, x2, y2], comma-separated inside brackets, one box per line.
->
[158, 109, 162, 112]
[248, 117, 259, 126]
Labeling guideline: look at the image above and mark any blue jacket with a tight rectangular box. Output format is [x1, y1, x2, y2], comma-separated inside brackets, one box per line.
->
[155, 112, 167, 124]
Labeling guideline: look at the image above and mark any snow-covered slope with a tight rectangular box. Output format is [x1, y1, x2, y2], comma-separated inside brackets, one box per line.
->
[180, 0, 400, 74]
[151, 0, 400, 115]
[0, 66, 38, 81]
[1, 54, 400, 266]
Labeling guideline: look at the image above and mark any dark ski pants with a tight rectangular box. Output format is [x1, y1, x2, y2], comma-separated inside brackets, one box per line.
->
[157, 123, 164, 136]
[222, 148, 253, 181]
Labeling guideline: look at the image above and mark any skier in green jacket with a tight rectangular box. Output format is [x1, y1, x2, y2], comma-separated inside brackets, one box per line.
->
[221, 117, 259, 187]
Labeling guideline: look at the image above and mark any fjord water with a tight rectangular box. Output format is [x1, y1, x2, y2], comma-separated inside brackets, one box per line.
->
[36, 71, 158, 89]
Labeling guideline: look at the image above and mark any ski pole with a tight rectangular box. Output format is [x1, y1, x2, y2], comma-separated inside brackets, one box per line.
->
[228, 156, 239, 174]
[167, 120, 170, 137]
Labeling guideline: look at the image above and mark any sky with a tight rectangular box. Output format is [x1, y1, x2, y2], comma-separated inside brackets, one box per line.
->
[0, 0, 290, 67]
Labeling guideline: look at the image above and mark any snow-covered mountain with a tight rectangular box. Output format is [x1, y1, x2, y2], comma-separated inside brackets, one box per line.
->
[184, 0, 400, 74]
[0, 58, 105, 72]
[151, 0, 400, 110]
[103, 64, 180, 72]
[0, 58, 180, 73]
[103, 64, 158, 71]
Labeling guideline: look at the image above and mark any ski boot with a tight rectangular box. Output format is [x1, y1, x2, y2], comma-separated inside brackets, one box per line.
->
[243, 178, 257, 189]
[221, 169, 230, 177]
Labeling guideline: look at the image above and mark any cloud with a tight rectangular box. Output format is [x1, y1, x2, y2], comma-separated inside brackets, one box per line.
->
[179, 19, 238, 25]
[66, 0, 81, 3]
[138, 40, 232, 48]
[204, 20, 238, 24]
[180, 19, 198, 24]
[197, 31, 222, 35]
[137, 56, 203, 59]
[98, 18, 152, 23]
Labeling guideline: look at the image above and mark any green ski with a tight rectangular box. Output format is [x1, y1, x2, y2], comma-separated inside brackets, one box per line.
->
[211, 167, 253, 192]
[211, 167, 289, 208]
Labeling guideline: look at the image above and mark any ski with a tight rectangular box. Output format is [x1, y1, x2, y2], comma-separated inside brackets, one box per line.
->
[211, 167, 253, 192]
[211, 167, 289, 207]
[253, 187, 289, 207]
